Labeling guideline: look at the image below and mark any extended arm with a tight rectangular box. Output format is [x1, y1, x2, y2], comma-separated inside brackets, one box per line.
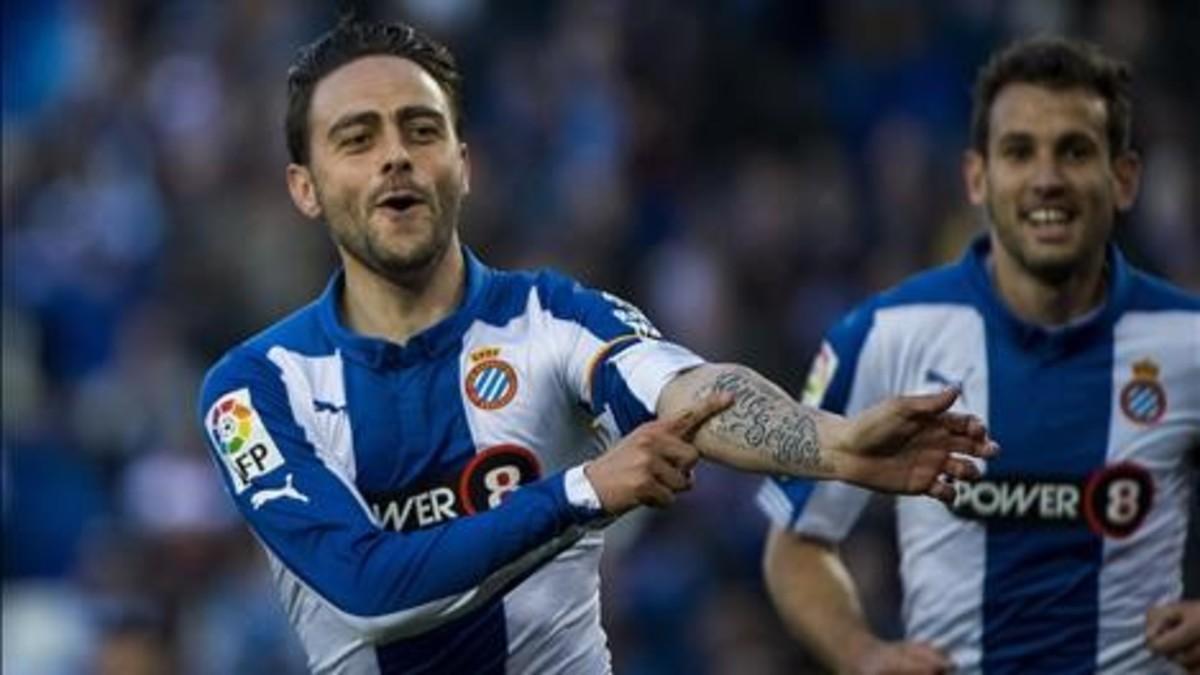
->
[200, 353, 607, 642]
[658, 363, 992, 499]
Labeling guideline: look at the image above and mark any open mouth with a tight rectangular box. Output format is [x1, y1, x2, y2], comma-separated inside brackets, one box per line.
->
[1020, 206, 1076, 240]
[376, 193, 426, 215]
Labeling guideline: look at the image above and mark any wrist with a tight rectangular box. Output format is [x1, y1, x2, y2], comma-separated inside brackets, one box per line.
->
[566, 464, 604, 513]
[812, 410, 853, 481]
[833, 631, 885, 675]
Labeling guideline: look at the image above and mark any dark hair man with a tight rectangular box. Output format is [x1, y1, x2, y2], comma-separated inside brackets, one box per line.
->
[759, 37, 1199, 674]
[199, 19, 993, 674]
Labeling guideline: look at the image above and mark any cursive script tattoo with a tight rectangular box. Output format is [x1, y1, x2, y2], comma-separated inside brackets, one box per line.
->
[701, 370, 828, 472]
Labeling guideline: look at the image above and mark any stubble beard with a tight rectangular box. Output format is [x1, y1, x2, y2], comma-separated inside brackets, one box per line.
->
[321, 184, 463, 289]
[986, 197, 1100, 287]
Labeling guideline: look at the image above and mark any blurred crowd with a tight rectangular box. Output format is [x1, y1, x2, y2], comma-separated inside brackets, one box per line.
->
[3, 1, 1198, 673]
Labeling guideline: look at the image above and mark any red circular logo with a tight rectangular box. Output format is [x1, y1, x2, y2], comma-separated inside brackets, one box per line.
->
[1083, 462, 1154, 539]
[457, 444, 542, 514]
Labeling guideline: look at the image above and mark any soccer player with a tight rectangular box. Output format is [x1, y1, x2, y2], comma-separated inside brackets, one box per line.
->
[197, 18, 995, 675]
[758, 37, 1200, 674]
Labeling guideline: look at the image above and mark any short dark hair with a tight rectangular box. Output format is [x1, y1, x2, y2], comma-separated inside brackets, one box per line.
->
[970, 36, 1133, 157]
[285, 20, 463, 165]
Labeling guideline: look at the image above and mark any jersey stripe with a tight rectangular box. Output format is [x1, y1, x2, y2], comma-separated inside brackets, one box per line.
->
[981, 324, 1113, 673]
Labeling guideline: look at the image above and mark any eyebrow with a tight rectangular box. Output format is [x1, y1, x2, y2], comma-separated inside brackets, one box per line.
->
[326, 105, 448, 139]
[398, 105, 447, 125]
[996, 131, 1033, 144]
[326, 111, 380, 140]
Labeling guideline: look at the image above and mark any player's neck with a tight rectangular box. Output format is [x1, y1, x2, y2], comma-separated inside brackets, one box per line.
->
[339, 242, 466, 345]
[989, 240, 1107, 329]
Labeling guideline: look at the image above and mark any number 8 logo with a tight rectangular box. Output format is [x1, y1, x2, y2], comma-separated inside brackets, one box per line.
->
[483, 465, 523, 509]
[459, 444, 542, 515]
[1084, 463, 1154, 539]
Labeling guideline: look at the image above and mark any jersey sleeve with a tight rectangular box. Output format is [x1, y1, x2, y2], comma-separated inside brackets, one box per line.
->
[536, 273, 705, 439]
[756, 301, 886, 541]
[198, 348, 605, 641]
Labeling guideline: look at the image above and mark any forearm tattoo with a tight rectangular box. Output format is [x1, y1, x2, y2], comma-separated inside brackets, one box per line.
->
[701, 370, 829, 472]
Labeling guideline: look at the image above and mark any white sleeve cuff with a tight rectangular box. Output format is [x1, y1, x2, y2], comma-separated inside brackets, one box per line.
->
[564, 465, 603, 512]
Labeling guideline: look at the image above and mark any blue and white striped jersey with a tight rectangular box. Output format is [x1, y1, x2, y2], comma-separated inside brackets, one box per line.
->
[198, 250, 703, 674]
[758, 237, 1200, 674]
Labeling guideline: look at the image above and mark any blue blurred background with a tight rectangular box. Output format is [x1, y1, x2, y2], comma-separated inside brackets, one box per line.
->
[4, 1, 1198, 673]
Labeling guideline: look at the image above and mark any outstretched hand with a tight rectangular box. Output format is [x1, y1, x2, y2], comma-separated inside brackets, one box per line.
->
[837, 388, 997, 503]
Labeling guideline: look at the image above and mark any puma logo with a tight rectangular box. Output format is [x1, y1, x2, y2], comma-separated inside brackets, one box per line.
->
[251, 473, 310, 510]
[313, 399, 346, 414]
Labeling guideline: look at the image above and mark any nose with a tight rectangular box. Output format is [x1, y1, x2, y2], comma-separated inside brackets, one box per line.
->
[380, 131, 412, 176]
[1030, 153, 1067, 198]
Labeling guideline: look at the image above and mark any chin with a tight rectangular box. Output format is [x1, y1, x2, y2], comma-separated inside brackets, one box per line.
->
[1021, 254, 1086, 284]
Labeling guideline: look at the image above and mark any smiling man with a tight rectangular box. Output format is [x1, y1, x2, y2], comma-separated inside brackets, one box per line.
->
[759, 37, 1200, 674]
[196, 18, 996, 675]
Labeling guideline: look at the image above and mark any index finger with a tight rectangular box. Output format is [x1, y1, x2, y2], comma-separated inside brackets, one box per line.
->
[666, 392, 735, 441]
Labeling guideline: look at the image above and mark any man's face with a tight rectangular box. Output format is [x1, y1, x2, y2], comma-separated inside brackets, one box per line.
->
[964, 83, 1139, 284]
[288, 55, 469, 283]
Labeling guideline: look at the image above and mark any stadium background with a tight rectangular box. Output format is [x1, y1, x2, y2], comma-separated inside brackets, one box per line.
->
[3, 1, 1198, 673]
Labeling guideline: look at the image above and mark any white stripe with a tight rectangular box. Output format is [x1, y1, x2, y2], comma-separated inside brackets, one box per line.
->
[1098, 311, 1199, 672]
[609, 340, 705, 413]
[866, 305, 988, 669]
[754, 481, 793, 527]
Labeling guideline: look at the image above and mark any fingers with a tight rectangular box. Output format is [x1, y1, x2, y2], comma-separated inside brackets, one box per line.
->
[942, 456, 981, 481]
[650, 455, 693, 493]
[866, 641, 953, 674]
[899, 642, 954, 672]
[902, 387, 960, 416]
[653, 435, 702, 472]
[938, 412, 988, 440]
[931, 418, 999, 460]
[1147, 602, 1200, 656]
[635, 479, 676, 509]
[927, 477, 957, 505]
[664, 391, 735, 441]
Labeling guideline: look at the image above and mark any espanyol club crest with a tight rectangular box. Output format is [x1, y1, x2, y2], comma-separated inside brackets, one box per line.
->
[465, 347, 518, 410]
[1120, 358, 1167, 425]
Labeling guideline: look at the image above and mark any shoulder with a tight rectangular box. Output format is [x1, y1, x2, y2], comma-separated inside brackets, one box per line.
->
[199, 301, 329, 403]
[1123, 268, 1200, 313]
[484, 266, 652, 338]
[829, 262, 976, 343]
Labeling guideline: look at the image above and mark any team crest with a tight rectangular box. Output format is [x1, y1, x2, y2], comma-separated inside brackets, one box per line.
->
[1119, 358, 1166, 425]
[465, 358, 519, 410]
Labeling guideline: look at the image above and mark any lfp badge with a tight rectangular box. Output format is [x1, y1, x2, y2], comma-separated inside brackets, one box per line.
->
[465, 347, 518, 410]
[208, 388, 285, 493]
[1120, 358, 1167, 425]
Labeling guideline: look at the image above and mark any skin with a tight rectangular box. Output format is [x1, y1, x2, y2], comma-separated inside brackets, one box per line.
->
[764, 82, 1196, 675]
[964, 83, 1140, 325]
[286, 55, 471, 344]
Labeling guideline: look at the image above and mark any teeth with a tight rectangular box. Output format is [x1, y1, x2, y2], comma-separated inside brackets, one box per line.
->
[1027, 208, 1069, 224]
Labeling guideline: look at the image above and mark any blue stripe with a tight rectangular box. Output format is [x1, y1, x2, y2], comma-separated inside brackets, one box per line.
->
[375, 599, 507, 674]
[776, 478, 819, 524]
[982, 328, 1112, 673]
[477, 369, 498, 396]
